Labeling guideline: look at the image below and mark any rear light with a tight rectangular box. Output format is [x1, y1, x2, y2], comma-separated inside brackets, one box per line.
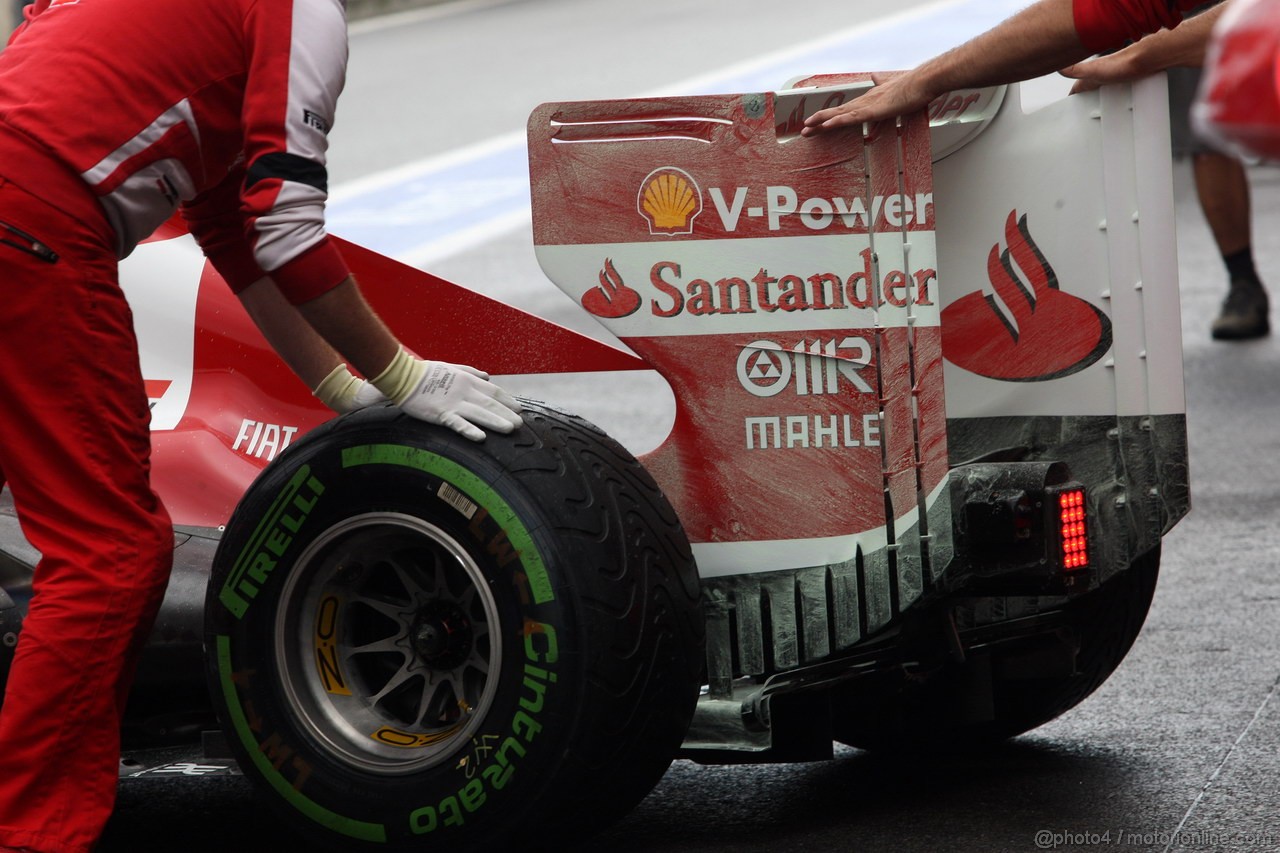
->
[1056, 488, 1088, 571]
[957, 463, 1092, 595]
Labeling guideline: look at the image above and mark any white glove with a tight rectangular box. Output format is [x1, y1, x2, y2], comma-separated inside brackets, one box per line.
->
[372, 348, 523, 442]
[313, 364, 390, 414]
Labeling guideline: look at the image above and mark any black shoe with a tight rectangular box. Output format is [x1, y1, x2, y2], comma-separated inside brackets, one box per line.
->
[1212, 278, 1270, 340]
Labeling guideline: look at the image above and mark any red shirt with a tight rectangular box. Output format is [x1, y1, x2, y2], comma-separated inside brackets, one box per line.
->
[1073, 0, 1207, 52]
[0, 0, 350, 302]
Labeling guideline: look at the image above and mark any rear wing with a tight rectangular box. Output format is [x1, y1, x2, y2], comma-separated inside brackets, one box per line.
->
[915, 75, 1189, 581]
[529, 88, 950, 627]
[528, 73, 1188, 653]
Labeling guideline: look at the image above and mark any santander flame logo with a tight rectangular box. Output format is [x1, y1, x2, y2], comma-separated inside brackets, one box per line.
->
[582, 258, 642, 319]
[941, 211, 1112, 382]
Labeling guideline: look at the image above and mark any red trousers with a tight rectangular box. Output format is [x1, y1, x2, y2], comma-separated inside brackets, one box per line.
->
[0, 173, 173, 852]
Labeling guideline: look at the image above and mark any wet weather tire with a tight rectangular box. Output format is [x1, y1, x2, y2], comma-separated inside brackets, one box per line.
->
[205, 401, 703, 851]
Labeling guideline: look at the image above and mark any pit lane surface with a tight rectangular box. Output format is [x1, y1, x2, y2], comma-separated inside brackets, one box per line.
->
[102, 0, 1280, 849]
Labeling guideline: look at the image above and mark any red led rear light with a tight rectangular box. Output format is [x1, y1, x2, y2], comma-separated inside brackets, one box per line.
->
[1057, 489, 1088, 571]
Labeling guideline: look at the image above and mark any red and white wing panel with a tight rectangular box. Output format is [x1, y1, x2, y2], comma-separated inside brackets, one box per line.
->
[529, 90, 949, 579]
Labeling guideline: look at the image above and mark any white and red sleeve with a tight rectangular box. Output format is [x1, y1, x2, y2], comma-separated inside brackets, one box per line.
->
[239, 0, 350, 303]
[182, 160, 269, 292]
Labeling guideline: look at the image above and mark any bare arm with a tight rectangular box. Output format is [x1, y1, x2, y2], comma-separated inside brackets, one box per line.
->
[802, 0, 1086, 134]
[238, 275, 521, 439]
[235, 276, 356, 389]
[1060, 3, 1226, 93]
[236, 275, 398, 411]
[292, 277, 400, 381]
[236, 276, 400, 386]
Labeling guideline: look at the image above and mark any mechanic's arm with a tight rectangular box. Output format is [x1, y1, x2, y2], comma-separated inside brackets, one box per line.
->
[1059, 3, 1226, 93]
[234, 276, 386, 413]
[801, 0, 1208, 133]
[229, 0, 520, 440]
[240, 275, 523, 441]
[802, 0, 1085, 133]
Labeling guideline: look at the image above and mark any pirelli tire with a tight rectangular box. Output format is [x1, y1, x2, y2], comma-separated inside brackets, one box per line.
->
[204, 401, 703, 851]
[834, 547, 1160, 750]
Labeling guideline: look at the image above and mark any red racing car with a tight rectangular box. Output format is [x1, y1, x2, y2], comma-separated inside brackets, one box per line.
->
[0, 73, 1188, 851]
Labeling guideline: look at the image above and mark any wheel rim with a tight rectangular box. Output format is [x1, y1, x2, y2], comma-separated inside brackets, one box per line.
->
[275, 512, 502, 775]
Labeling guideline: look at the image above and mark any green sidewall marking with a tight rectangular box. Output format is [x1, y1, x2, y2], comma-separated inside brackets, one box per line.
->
[215, 635, 388, 843]
[341, 444, 554, 604]
[220, 464, 314, 619]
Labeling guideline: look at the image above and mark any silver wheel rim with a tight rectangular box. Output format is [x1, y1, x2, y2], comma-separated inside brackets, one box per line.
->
[274, 512, 501, 775]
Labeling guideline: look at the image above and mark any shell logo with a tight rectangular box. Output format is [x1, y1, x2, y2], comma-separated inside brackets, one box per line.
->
[638, 167, 702, 236]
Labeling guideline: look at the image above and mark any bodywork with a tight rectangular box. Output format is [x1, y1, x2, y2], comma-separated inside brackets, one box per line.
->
[527, 74, 1187, 753]
[0, 74, 1188, 763]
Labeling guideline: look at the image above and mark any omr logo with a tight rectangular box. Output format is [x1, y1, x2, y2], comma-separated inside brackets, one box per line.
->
[582, 258, 642, 318]
[741, 347, 787, 393]
[941, 211, 1112, 382]
[736, 338, 873, 397]
[638, 167, 701, 236]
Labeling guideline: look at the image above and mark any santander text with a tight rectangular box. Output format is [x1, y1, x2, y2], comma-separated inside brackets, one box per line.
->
[650, 249, 935, 319]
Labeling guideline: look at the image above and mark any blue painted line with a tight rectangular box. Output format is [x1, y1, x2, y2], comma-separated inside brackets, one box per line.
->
[328, 0, 1024, 262]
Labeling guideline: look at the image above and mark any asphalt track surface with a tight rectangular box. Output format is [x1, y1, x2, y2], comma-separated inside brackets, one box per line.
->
[91, 0, 1280, 850]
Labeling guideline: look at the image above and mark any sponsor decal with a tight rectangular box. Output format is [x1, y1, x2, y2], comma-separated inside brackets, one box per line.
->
[737, 337, 873, 398]
[408, 622, 558, 835]
[582, 258, 642, 319]
[303, 109, 330, 134]
[233, 418, 300, 462]
[941, 211, 1113, 381]
[708, 186, 932, 234]
[745, 414, 881, 451]
[736, 337, 879, 452]
[775, 89, 850, 138]
[127, 762, 237, 777]
[144, 379, 171, 410]
[314, 595, 352, 697]
[218, 466, 324, 619]
[929, 91, 983, 122]
[638, 167, 702, 236]
[371, 726, 461, 749]
[581, 253, 934, 321]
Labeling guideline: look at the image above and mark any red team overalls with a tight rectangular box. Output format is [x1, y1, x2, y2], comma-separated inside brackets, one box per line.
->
[0, 0, 1208, 849]
[0, 0, 351, 848]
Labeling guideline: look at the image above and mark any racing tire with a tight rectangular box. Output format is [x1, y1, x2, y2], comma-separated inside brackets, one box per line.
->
[834, 547, 1160, 751]
[204, 401, 703, 851]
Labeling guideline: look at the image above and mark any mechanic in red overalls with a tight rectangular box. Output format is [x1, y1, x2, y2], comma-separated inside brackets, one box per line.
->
[0, 0, 522, 849]
[801, 0, 1224, 134]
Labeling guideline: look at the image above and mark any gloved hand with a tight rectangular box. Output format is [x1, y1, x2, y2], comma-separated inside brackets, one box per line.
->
[372, 348, 523, 442]
[313, 364, 390, 413]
